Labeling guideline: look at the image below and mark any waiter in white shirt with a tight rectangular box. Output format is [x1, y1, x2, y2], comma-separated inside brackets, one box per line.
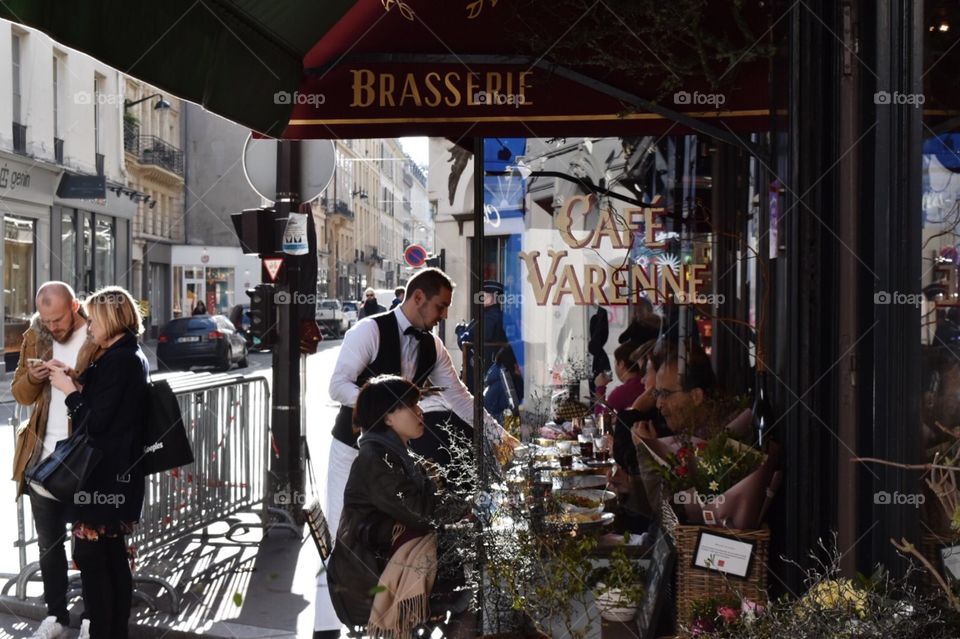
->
[314, 267, 519, 637]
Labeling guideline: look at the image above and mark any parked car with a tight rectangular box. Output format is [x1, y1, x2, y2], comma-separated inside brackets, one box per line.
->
[341, 300, 358, 330]
[157, 315, 249, 371]
[316, 298, 349, 337]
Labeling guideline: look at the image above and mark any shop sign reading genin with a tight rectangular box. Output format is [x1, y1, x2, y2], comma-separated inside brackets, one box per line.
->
[519, 195, 711, 306]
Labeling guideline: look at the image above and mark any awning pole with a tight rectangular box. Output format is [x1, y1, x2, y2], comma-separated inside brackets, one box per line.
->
[472, 135, 486, 634]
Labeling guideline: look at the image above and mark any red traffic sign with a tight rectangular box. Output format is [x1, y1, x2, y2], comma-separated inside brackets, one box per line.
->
[263, 256, 284, 282]
[404, 244, 427, 268]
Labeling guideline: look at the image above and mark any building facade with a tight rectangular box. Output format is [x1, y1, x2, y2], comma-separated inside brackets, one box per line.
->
[323, 138, 433, 301]
[180, 102, 262, 318]
[0, 20, 135, 372]
[123, 78, 184, 337]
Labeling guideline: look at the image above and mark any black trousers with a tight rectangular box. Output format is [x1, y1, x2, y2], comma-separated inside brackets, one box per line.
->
[73, 536, 132, 639]
[29, 487, 71, 626]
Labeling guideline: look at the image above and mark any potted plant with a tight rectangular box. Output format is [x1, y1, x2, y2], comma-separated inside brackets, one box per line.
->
[587, 535, 646, 622]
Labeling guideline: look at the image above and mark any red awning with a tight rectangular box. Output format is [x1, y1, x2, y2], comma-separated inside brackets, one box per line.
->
[285, 0, 777, 141]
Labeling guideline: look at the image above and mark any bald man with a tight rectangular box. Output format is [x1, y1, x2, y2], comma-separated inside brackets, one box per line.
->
[12, 282, 101, 638]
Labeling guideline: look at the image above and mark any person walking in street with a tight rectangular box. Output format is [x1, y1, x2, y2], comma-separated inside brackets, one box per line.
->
[357, 287, 386, 319]
[389, 286, 405, 309]
[12, 282, 102, 639]
[48, 286, 149, 639]
[314, 267, 519, 639]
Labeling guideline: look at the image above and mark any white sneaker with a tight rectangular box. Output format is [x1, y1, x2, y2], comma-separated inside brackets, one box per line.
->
[29, 616, 65, 639]
[78, 619, 90, 639]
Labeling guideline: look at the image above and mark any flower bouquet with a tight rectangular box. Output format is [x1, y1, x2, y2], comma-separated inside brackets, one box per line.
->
[641, 430, 776, 529]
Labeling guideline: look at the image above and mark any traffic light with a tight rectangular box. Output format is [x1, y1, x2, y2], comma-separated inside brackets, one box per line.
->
[247, 284, 277, 346]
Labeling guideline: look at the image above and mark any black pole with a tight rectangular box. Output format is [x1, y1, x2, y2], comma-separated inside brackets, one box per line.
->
[272, 139, 305, 515]
[472, 136, 486, 634]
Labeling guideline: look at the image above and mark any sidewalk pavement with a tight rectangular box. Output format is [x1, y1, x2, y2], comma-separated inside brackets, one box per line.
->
[0, 340, 347, 638]
[0, 518, 321, 638]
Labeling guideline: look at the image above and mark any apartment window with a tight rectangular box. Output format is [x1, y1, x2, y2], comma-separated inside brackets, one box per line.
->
[52, 56, 59, 138]
[94, 74, 103, 155]
[11, 33, 25, 154]
[53, 55, 63, 163]
[11, 34, 21, 123]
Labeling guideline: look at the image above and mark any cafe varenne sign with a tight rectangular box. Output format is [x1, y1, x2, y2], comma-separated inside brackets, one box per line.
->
[519, 195, 712, 306]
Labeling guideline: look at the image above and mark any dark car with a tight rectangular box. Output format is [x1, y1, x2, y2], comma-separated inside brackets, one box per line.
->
[157, 315, 249, 371]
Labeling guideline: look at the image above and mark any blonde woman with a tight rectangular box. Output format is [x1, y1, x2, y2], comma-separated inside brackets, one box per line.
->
[49, 286, 149, 639]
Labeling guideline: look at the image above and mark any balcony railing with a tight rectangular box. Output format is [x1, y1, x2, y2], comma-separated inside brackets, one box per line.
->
[125, 130, 184, 177]
[320, 198, 353, 218]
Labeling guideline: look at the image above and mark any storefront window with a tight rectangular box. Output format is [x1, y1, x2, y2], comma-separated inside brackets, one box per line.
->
[4, 215, 34, 362]
[82, 212, 93, 294]
[95, 217, 115, 289]
[463, 136, 733, 403]
[60, 210, 76, 290]
[918, 2, 960, 558]
[205, 267, 235, 316]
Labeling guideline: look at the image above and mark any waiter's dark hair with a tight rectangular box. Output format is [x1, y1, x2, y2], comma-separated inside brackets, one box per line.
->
[353, 375, 421, 433]
[405, 267, 455, 301]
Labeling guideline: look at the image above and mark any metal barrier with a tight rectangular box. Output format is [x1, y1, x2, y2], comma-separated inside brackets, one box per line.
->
[5, 370, 287, 613]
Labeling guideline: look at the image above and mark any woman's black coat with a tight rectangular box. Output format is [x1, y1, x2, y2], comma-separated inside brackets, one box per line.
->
[64, 332, 149, 526]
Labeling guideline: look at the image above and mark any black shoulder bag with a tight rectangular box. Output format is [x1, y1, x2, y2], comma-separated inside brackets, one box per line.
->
[25, 415, 101, 503]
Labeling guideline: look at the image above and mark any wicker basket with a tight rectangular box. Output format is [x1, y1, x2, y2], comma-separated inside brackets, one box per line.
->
[674, 524, 770, 630]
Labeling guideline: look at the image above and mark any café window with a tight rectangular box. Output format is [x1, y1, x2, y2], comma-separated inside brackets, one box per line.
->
[94, 216, 115, 289]
[60, 210, 76, 290]
[4, 215, 34, 364]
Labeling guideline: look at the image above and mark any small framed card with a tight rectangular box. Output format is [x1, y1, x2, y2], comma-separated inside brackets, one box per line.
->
[692, 530, 756, 579]
[941, 544, 960, 581]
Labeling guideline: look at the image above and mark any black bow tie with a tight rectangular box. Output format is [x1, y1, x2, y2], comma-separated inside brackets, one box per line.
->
[404, 326, 427, 341]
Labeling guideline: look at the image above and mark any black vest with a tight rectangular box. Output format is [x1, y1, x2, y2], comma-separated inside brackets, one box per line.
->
[331, 311, 438, 447]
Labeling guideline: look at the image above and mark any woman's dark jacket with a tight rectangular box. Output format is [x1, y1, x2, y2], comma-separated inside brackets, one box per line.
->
[64, 332, 149, 525]
[327, 436, 467, 628]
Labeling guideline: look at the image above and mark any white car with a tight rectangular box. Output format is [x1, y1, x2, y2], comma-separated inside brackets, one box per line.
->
[341, 300, 358, 329]
[316, 299, 349, 337]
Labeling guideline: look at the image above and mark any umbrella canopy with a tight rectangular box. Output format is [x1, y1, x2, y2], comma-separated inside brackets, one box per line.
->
[0, 0, 777, 141]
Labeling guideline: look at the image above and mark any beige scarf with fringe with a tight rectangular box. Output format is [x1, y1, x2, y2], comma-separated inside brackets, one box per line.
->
[366, 526, 438, 638]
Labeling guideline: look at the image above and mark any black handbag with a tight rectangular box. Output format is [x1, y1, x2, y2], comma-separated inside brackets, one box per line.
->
[25, 421, 102, 503]
[141, 379, 193, 474]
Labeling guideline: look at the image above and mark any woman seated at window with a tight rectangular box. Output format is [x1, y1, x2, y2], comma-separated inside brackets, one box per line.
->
[327, 375, 469, 637]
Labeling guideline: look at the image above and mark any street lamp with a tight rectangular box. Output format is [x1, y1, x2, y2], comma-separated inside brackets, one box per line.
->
[124, 93, 171, 110]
